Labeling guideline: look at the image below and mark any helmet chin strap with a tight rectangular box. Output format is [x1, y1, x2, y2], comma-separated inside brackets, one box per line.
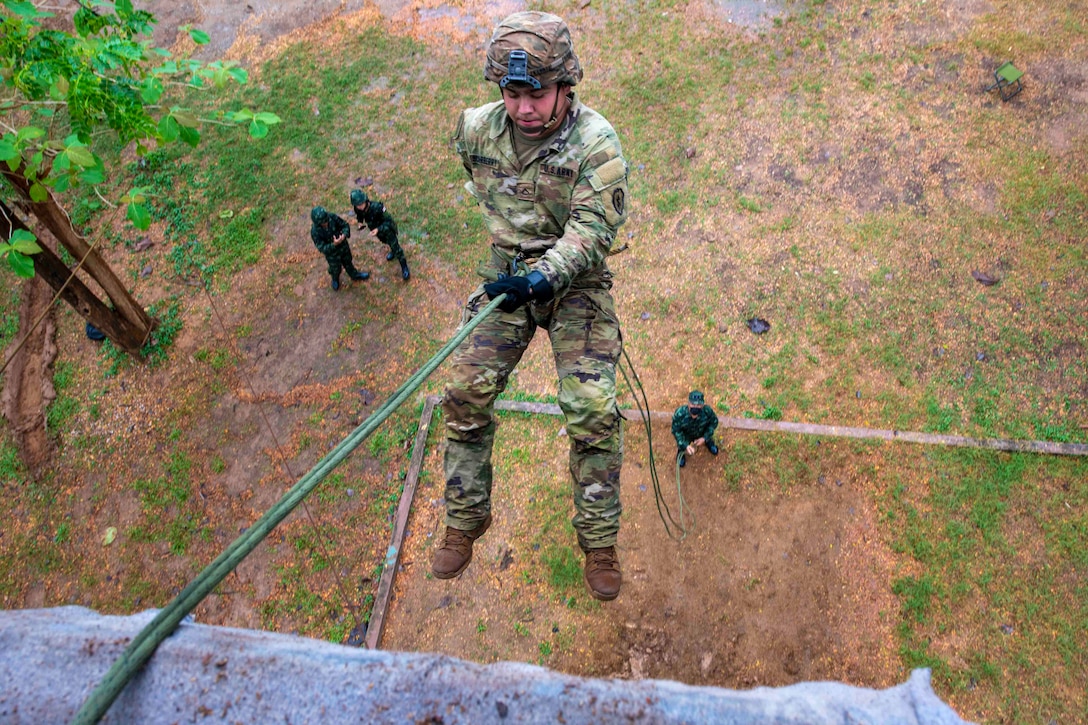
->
[541, 86, 563, 130]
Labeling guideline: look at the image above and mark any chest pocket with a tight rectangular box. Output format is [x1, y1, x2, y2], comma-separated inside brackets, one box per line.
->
[536, 164, 577, 230]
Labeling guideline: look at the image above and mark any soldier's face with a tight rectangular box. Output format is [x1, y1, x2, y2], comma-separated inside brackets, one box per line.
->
[689, 405, 702, 418]
[501, 83, 570, 138]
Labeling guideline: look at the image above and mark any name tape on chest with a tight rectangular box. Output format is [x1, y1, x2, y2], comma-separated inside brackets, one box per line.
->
[471, 154, 499, 168]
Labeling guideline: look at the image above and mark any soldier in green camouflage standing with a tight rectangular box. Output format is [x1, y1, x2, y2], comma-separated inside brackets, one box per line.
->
[350, 190, 410, 281]
[672, 391, 720, 468]
[310, 206, 369, 290]
[434, 11, 630, 601]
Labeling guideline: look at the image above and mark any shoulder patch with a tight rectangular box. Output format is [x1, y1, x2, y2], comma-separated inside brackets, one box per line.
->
[588, 156, 627, 191]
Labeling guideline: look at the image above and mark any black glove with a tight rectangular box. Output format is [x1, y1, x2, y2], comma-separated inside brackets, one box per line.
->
[484, 270, 554, 313]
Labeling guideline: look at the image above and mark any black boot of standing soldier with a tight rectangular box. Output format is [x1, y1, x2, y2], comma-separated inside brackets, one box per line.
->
[400, 259, 410, 281]
[347, 265, 370, 281]
[330, 273, 340, 291]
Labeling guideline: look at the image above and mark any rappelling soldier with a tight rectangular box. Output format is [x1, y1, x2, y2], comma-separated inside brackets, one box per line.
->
[434, 11, 630, 602]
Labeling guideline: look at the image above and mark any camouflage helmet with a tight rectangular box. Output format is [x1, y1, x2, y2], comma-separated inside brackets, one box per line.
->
[484, 11, 582, 89]
[688, 390, 705, 406]
[311, 205, 328, 224]
[350, 189, 368, 206]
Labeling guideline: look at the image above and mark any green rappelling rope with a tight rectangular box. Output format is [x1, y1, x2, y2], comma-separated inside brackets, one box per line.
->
[71, 294, 508, 725]
[617, 345, 693, 541]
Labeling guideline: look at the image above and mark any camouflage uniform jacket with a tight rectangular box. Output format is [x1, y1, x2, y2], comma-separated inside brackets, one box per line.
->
[355, 201, 397, 237]
[453, 92, 629, 297]
[671, 405, 719, 449]
[310, 214, 351, 257]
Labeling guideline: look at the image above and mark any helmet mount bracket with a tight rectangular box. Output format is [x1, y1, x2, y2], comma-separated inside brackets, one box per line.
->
[499, 50, 541, 89]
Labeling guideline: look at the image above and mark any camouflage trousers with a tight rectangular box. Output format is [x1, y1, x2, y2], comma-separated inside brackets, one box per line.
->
[442, 276, 624, 550]
[378, 229, 407, 265]
[322, 243, 362, 278]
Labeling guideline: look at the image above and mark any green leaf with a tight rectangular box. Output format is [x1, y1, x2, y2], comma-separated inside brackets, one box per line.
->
[254, 112, 282, 125]
[156, 60, 178, 74]
[6, 251, 35, 278]
[231, 109, 254, 122]
[178, 125, 200, 148]
[52, 153, 72, 172]
[9, 229, 37, 246]
[124, 186, 149, 204]
[172, 110, 199, 128]
[140, 77, 163, 104]
[211, 68, 229, 89]
[79, 166, 105, 184]
[10, 230, 42, 255]
[54, 175, 71, 193]
[0, 140, 18, 162]
[66, 145, 96, 168]
[248, 120, 268, 139]
[157, 115, 179, 143]
[49, 77, 70, 101]
[29, 183, 48, 202]
[127, 202, 151, 230]
[5, 1, 51, 19]
[116, 0, 134, 16]
[189, 28, 210, 45]
[228, 67, 248, 84]
[16, 126, 45, 143]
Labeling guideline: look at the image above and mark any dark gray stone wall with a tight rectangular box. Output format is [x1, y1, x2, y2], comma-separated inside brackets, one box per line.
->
[0, 607, 971, 724]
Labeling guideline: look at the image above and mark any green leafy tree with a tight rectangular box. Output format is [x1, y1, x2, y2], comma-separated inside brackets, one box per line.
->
[0, 0, 280, 352]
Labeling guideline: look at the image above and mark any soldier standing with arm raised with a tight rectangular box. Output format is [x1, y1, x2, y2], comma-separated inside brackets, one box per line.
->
[350, 190, 411, 281]
[434, 11, 630, 601]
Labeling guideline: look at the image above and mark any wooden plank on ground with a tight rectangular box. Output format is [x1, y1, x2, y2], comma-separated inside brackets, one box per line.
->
[365, 395, 437, 650]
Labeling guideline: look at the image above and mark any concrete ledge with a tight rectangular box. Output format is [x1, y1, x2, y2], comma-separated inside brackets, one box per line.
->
[0, 607, 970, 724]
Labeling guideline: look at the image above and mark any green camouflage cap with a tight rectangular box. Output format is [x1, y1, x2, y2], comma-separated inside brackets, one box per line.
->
[688, 390, 705, 406]
[484, 11, 583, 88]
[350, 189, 368, 206]
[311, 205, 328, 223]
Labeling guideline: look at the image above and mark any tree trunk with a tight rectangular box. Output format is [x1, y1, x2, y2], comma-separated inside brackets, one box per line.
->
[1, 200, 150, 351]
[2, 166, 154, 353]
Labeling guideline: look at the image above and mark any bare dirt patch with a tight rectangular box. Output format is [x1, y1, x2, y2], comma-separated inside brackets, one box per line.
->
[383, 409, 902, 689]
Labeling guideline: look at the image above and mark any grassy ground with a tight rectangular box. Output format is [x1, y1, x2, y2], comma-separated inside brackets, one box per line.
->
[1, 1, 1085, 722]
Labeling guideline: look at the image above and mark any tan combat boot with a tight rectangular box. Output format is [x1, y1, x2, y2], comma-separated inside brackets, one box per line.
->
[432, 514, 492, 579]
[583, 546, 622, 601]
